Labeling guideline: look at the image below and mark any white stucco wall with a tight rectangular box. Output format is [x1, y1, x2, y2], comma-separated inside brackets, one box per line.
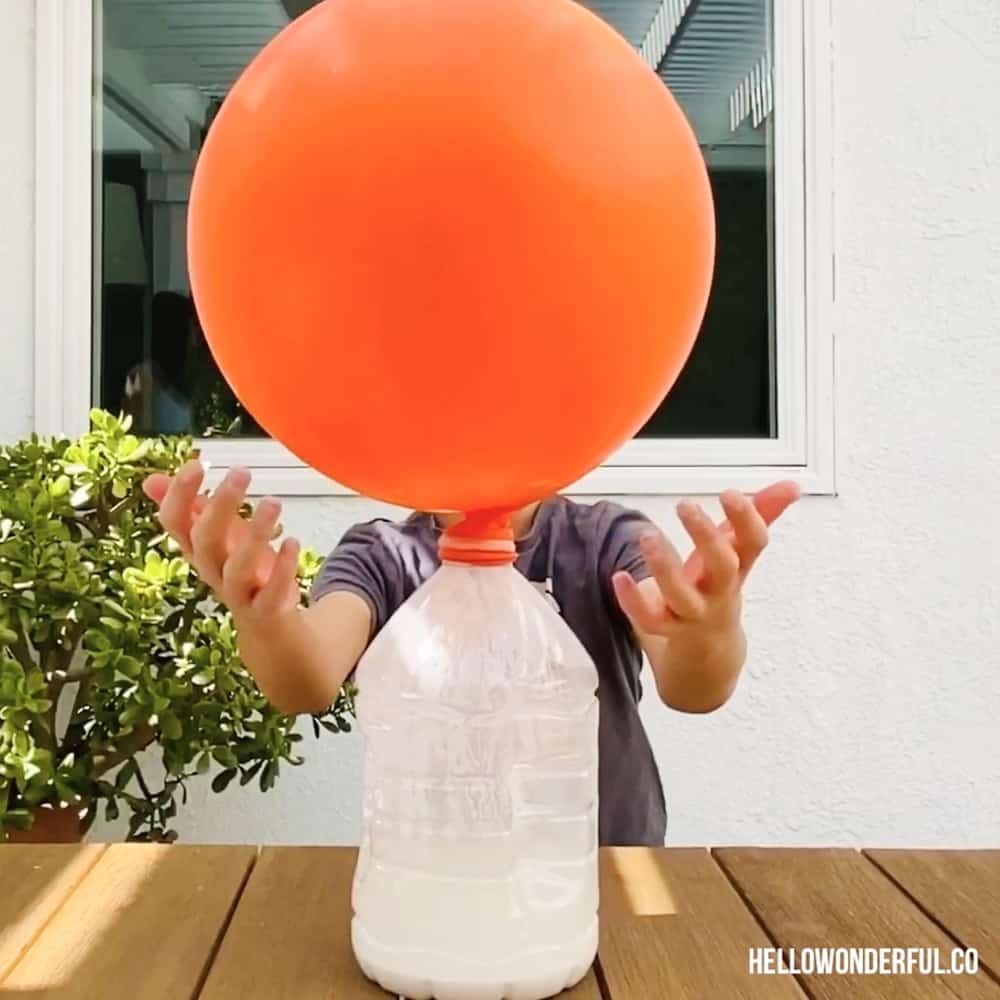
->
[0, 0, 35, 441]
[2, 0, 997, 847]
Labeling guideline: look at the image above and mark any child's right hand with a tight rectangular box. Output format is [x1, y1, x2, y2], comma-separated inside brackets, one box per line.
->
[143, 462, 301, 625]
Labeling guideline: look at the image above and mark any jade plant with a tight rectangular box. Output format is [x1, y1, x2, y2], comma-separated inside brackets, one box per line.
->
[0, 410, 353, 841]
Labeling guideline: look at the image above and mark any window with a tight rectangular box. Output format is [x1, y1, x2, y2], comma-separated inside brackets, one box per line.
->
[36, 0, 834, 495]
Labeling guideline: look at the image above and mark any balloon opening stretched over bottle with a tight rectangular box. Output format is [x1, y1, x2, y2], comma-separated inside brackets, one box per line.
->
[438, 509, 518, 566]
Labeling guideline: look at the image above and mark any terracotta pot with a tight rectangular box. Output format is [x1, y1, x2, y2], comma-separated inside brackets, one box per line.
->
[7, 803, 87, 844]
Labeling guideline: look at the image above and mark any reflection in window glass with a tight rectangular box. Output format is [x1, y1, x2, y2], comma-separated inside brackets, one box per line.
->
[95, 0, 773, 440]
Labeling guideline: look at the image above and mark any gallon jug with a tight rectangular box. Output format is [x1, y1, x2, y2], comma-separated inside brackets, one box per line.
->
[351, 513, 600, 1000]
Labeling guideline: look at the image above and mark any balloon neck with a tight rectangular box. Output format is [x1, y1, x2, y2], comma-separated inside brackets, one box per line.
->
[439, 509, 516, 566]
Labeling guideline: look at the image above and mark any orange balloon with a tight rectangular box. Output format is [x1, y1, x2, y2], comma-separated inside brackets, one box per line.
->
[188, 0, 714, 512]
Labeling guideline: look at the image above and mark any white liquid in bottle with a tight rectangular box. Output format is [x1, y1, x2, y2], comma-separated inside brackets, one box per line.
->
[351, 533, 599, 1000]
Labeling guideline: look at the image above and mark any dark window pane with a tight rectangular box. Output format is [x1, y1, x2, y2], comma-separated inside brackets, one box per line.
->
[94, 0, 774, 440]
[634, 0, 775, 438]
[640, 162, 773, 438]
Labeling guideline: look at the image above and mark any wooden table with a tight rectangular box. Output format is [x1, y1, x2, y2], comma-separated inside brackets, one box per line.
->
[1, 846, 997, 999]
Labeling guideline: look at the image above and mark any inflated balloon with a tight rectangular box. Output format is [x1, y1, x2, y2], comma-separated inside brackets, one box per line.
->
[188, 0, 715, 512]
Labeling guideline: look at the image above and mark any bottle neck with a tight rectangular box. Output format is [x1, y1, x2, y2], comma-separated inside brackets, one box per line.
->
[438, 509, 517, 566]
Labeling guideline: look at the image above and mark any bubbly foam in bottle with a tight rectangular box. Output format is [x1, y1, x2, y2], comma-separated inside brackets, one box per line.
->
[351, 513, 599, 1000]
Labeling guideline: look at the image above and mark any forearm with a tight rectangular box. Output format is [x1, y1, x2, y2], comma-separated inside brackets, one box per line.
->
[234, 606, 357, 715]
[646, 625, 746, 713]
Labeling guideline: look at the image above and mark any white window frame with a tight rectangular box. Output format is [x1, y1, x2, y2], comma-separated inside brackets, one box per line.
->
[34, 0, 835, 497]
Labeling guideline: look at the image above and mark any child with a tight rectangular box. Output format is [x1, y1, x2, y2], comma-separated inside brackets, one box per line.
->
[144, 463, 799, 846]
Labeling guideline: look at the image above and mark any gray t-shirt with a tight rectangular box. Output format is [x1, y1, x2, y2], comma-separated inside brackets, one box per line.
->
[312, 496, 667, 846]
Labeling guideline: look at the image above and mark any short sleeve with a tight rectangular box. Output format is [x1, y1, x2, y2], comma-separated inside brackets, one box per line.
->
[596, 503, 655, 590]
[310, 521, 401, 640]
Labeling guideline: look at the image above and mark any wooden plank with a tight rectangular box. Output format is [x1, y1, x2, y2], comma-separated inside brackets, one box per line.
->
[3, 844, 255, 999]
[200, 846, 602, 999]
[716, 848, 1000, 1000]
[597, 847, 806, 999]
[865, 850, 1000, 982]
[0, 845, 106, 981]
[197, 846, 385, 1000]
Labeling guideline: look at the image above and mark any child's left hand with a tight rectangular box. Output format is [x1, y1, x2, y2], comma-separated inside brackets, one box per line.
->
[612, 480, 801, 676]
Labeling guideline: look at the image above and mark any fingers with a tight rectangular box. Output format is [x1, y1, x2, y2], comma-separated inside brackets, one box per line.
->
[142, 473, 171, 505]
[677, 501, 740, 593]
[751, 480, 801, 526]
[720, 490, 769, 577]
[638, 531, 706, 621]
[252, 537, 301, 616]
[222, 498, 282, 605]
[189, 467, 251, 586]
[146, 464, 294, 616]
[154, 461, 205, 555]
[612, 571, 667, 635]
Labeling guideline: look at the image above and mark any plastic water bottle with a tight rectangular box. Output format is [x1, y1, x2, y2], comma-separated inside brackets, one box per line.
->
[351, 512, 600, 1000]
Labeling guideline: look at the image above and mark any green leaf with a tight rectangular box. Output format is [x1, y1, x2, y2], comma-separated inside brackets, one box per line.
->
[49, 475, 71, 499]
[101, 598, 131, 619]
[211, 768, 237, 794]
[54, 778, 76, 802]
[1, 809, 33, 831]
[116, 435, 140, 460]
[239, 760, 264, 786]
[194, 701, 225, 718]
[26, 671, 48, 694]
[123, 438, 152, 463]
[118, 704, 146, 727]
[212, 746, 238, 769]
[84, 629, 112, 653]
[159, 713, 182, 741]
[260, 760, 278, 793]
[105, 799, 120, 822]
[21, 760, 43, 782]
[117, 655, 142, 679]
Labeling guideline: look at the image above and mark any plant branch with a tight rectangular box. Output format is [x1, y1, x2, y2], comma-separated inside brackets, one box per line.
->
[92, 724, 156, 777]
[69, 664, 91, 684]
[52, 618, 88, 676]
[133, 761, 154, 801]
[58, 674, 95, 757]
[109, 491, 143, 521]
[92, 488, 111, 535]
[178, 584, 211, 647]
[46, 660, 92, 746]
[11, 627, 36, 671]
